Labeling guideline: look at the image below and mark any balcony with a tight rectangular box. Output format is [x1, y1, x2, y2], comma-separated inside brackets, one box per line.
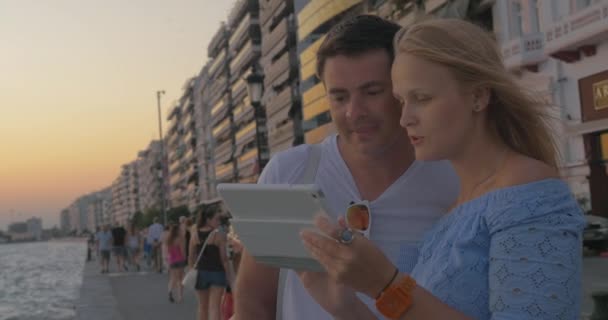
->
[214, 139, 234, 164]
[231, 77, 248, 104]
[264, 51, 291, 89]
[544, 2, 608, 62]
[501, 32, 546, 70]
[235, 121, 256, 146]
[208, 49, 228, 80]
[210, 94, 230, 126]
[262, 18, 289, 57]
[208, 23, 228, 59]
[215, 162, 235, 182]
[305, 122, 336, 145]
[266, 84, 293, 120]
[233, 99, 255, 126]
[260, 0, 288, 29]
[212, 117, 231, 141]
[230, 41, 261, 79]
[229, 14, 260, 54]
[268, 119, 294, 156]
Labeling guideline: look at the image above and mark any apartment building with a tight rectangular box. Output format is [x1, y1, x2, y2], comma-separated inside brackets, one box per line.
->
[137, 140, 164, 212]
[260, 0, 303, 156]
[167, 99, 188, 208]
[229, 0, 269, 184]
[86, 187, 112, 231]
[60, 209, 70, 232]
[110, 161, 140, 225]
[208, 23, 235, 185]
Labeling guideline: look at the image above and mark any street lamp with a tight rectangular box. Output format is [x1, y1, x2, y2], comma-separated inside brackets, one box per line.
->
[156, 90, 167, 226]
[245, 67, 269, 175]
[245, 71, 264, 105]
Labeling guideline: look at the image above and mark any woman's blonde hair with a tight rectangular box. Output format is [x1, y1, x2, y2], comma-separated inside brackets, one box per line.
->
[394, 18, 559, 168]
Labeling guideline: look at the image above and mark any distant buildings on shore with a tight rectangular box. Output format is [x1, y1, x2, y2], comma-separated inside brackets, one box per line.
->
[3, 217, 44, 242]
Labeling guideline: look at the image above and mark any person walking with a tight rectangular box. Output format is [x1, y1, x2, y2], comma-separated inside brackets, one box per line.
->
[97, 224, 113, 274]
[189, 207, 230, 320]
[126, 222, 142, 271]
[166, 223, 187, 303]
[111, 222, 127, 272]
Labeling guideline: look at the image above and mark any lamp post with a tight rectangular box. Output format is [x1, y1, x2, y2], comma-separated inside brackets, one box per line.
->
[245, 67, 269, 175]
[156, 90, 167, 226]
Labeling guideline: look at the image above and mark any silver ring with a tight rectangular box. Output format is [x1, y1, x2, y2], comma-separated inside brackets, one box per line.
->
[339, 228, 355, 244]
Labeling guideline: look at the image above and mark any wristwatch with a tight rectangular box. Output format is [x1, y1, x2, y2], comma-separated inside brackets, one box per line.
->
[375, 275, 416, 319]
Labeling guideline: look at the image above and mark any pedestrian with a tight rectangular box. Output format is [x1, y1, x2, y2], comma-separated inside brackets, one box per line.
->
[126, 222, 142, 271]
[111, 222, 127, 272]
[189, 206, 230, 320]
[147, 217, 164, 273]
[97, 224, 113, 273]
[166, 223, 187, 303]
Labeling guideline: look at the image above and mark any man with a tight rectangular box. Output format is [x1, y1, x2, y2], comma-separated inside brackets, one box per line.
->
[98, 224, 113, 273]
[111, 222, 127, 272]
[234, 15, 459, 320]
[147, 217, 164, 273]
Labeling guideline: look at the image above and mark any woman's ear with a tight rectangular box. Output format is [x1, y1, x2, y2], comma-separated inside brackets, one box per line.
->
[472, 86, 491, 112]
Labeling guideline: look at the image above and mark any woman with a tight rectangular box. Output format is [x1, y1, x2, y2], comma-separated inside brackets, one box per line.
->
[126, 222, 142, 271]
[189, 207, 230, 320]
[299, 18, 585, 320]
[166, 223, 186, 303]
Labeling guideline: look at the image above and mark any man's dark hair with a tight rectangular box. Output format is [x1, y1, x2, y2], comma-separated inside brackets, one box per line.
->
[316, 14, 402, 79]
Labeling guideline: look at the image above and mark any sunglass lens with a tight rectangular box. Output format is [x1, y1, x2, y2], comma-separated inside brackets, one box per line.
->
[347, 204, 369, 231]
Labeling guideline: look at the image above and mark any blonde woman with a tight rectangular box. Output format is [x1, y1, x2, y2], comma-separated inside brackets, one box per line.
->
[299, 18, 585, 320]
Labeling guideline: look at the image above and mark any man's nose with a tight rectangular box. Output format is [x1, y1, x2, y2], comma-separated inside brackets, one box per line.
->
[345, 95, 368, 120]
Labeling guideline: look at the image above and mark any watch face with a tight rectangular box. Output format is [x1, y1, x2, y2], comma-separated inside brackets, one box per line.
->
[376, 288, 411, 319]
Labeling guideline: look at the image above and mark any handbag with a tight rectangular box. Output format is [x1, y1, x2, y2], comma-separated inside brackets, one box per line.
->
[182, 230, 216, 289]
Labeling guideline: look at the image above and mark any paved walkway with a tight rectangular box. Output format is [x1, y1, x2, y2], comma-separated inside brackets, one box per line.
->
[76, 259, 197, 320]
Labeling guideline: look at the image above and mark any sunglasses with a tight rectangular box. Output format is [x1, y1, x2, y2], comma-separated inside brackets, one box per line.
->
[345, 200, 371, 238]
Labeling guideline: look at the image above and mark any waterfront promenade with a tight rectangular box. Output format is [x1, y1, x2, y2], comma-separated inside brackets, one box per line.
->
[74, 253, 608, 319]
[75, 259, 197, 320]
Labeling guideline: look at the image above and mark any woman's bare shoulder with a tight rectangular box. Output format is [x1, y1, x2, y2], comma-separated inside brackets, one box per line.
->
[498, 153, 559, 187]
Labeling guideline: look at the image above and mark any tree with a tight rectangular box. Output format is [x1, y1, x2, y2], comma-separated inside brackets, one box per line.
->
[131, 211, 145, 229]
[141, 208, 162, 227]
[167, 205, 191, 225]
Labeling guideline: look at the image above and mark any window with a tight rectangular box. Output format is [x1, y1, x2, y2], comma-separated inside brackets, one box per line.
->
[531, 0, 540, 32]
[575, 0, 591, 11]
[509, 1, 523, 39]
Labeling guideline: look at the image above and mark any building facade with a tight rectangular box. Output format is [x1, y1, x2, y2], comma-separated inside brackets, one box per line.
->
[261, 0, 304, 156]
[26, 217, 42, 241]
[493, 0, 608, 215]
[137, 140, 165, 212]
[110, 161, 140, 225]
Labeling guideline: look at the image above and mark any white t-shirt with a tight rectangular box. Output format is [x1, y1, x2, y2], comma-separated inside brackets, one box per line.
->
[258, 135, 459, 320]
[147, 223, 164, 243]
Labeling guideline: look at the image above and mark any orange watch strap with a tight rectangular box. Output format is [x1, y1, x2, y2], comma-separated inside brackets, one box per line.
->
[375, 275, 416, 320]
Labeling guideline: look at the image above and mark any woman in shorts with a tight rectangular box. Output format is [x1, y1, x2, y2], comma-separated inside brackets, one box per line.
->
[166, 223, 186, 303]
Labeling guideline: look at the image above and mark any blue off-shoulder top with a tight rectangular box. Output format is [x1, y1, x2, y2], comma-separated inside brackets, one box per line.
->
[409, 179, 585, 320]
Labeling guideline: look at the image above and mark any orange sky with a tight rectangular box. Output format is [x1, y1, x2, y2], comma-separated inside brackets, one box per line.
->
[0, 0, 235, 229]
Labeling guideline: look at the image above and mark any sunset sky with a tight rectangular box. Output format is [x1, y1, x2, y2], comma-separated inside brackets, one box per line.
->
[0, 0, 235, 229]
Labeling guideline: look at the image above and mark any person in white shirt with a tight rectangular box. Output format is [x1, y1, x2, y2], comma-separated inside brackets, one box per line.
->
[147, 218, 164, 273]
[233, 14, 459, 320]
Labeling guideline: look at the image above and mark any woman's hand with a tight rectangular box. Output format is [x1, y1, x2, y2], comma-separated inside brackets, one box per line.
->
[300, 215, 397, 299]
[297, 270, 362, 318]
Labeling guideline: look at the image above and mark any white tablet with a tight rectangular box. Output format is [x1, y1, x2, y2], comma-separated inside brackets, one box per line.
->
[216, 183, 332, 272]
